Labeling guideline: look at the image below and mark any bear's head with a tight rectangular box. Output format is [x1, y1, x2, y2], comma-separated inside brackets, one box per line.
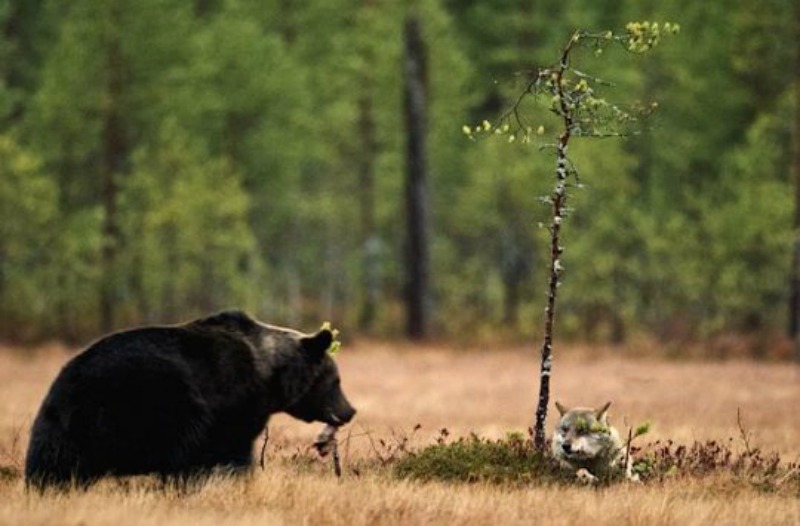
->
[196, 310, 356, 427]
[282, 339, 356, 426]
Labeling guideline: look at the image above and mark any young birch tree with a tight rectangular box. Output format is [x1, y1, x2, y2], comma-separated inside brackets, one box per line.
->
[467, 22, 679, 451]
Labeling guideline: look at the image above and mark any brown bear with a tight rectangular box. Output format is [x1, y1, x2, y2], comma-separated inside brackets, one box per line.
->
[25, 310, 356, 489]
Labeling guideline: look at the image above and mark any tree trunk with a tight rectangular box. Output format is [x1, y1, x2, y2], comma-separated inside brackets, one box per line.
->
[100, 5, 126, 334]
[358, 93, 379, 330]
[500, 229, 528, 327]
[194, 0, 214, 17]
[533, 130, 569, 451]
[790, 2, 800, 361]
[533, 34, 577, 451]
[402, 15, 430, 340]
[502, 274, 521, 326]
[278, 0, 296, 45]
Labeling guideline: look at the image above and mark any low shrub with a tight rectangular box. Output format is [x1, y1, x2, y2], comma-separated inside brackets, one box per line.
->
[393, 432, 572, 485]
[388, 430, 799, 495]
[634, 439, 799, 494]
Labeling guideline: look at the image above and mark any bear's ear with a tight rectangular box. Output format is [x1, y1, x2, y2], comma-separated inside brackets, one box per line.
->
[300, 329, 334, 361]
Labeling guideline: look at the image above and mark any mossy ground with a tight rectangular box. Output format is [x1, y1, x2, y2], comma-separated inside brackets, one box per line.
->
[389, 433, 799, 495]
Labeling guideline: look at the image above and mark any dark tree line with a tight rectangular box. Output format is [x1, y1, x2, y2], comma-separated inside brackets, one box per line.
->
[0, 0, 796, 356]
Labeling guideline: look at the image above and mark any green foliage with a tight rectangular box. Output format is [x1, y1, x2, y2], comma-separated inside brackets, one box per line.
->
[118, 121, 257, 323]
[0, 135, 59, 338]
[0, 0, 795, 346]
[623, 21, 680, 53]
[320, 321, 342, 355]
[393, 433, 566, 485]
[633, 421, 652, 438]
[692, 101, 793, 333]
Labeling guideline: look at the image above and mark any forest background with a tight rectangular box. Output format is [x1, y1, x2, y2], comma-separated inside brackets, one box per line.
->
[1, 0, 798, 356]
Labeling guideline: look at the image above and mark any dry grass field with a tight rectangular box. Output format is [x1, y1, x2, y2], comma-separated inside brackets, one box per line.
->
[1, 341, 798, 525]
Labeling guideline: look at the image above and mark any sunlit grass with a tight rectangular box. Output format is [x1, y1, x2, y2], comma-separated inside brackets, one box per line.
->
[1, 343, 798, 525]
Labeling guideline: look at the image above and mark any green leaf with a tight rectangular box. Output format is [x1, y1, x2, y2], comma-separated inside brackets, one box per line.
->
[321, 321, 342, 356]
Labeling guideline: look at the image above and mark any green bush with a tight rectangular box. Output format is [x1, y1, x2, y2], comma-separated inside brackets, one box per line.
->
[390, 432, 799, 494]
[393, 433, 570, 485]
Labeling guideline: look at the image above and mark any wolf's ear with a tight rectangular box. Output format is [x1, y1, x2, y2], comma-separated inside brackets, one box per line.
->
[596, 401, 612, 423]
[300, 329, 334, 361]
[555, 401, 568, 416]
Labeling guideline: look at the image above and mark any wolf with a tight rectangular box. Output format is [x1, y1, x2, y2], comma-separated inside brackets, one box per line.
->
[551, 401, 633, 483]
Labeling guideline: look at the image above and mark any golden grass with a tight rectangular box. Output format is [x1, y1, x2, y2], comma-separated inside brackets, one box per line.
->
[1, 342, 798, 525]
[1, 466, 798, 526]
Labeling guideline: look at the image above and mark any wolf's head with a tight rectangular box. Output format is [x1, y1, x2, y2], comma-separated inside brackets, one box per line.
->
[551, 401, 622, 472]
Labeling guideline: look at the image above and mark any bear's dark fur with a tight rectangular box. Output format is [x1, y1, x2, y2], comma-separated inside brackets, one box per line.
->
[25, 310, 355, 489]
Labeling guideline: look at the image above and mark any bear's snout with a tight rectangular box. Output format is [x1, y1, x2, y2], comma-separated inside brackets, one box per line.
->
[328, 395, 356, 426]
[337, 403, 356, 424]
